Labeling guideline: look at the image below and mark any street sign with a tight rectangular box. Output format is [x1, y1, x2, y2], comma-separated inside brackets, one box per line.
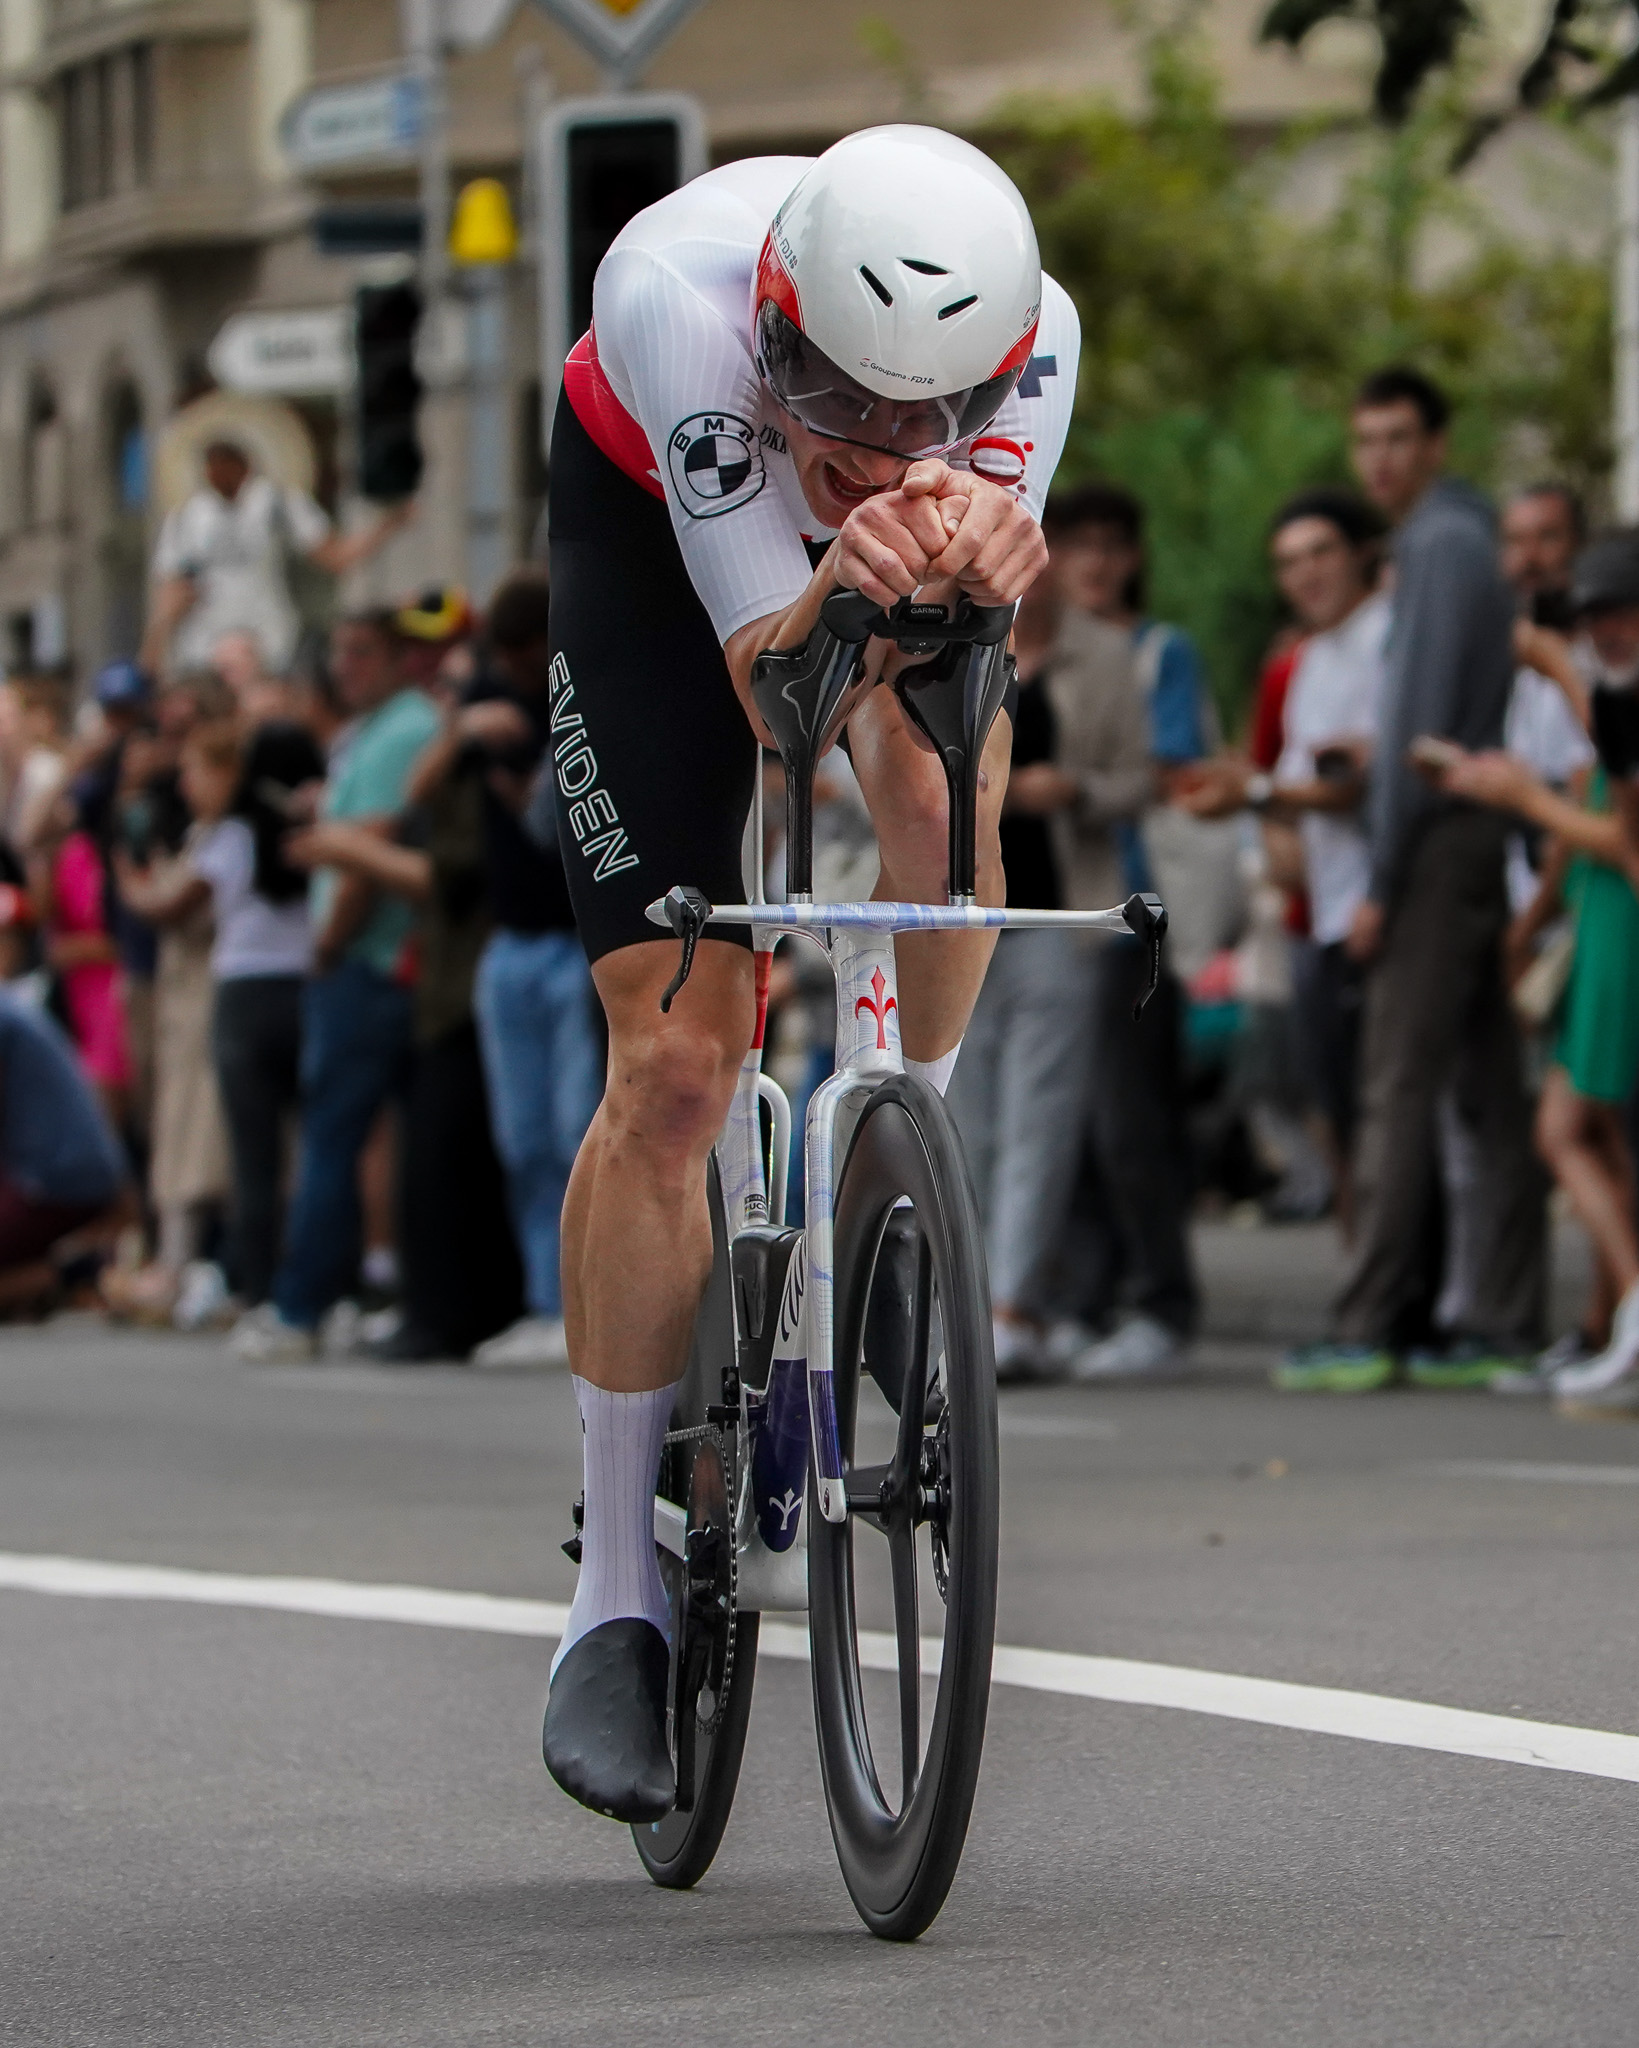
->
[528, 0, 713, 85]
[280, 71, 425, 173]
[207, 308, 351, 396]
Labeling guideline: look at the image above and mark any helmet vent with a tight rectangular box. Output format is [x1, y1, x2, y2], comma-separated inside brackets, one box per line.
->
[901, 259, 948, 275]
[859, 265, 893, 306]
[937, 294, 978, 320]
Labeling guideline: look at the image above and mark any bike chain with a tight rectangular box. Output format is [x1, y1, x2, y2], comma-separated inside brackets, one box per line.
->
[662, 1418, 739, 1732]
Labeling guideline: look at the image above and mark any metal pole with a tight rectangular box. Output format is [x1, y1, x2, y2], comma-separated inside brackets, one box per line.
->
[465, 265, 510, 604]
[403, 0, 450, 312]
[1617, 94, 1639, 522]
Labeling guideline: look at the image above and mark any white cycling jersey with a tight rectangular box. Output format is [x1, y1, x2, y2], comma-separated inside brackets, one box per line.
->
[565, 157, 1081, 644]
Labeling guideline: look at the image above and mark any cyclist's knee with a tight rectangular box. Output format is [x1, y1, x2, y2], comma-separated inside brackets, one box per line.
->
[595, 941, 753, 1158]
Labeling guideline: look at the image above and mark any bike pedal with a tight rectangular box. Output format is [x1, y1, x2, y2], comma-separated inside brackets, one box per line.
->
[705, 1402, 739, 1427]
[561, 1536, 583, 1564]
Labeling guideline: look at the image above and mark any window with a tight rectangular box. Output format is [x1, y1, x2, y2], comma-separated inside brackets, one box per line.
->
[25, 380, 64, 531]
[107, 381, 146, 514]
[58, 44, 154, 212]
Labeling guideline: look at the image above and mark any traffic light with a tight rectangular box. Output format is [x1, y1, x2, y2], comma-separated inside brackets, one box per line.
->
[536, 93, 706, 391]
[354, 280, 424, 501]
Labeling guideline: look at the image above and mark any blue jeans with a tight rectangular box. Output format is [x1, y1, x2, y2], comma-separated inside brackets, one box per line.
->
[274, 959, 415, 1330]
[474, 929, 601, 1318]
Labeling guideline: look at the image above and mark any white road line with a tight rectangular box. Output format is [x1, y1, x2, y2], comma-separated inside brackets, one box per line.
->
[1412, 1460, 1639, 1488]
[5, 1551, 1639, 1788]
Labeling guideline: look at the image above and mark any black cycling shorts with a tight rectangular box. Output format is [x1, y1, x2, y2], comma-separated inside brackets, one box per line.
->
[547, 393, 757, 966]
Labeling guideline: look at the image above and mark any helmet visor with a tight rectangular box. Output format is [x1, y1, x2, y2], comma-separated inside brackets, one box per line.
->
[756, 302, 1022, 459]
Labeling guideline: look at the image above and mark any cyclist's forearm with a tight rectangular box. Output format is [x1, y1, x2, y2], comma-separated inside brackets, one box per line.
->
[723, 547, 843, 696]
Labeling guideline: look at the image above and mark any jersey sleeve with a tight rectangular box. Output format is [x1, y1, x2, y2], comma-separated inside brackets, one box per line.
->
[283, 488, 332, 553]
[954, 273, 1080, 522]
[595, 246, 815, 644]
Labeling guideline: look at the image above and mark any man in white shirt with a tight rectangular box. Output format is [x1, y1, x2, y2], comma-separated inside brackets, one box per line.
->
[143, 440, 410, 678]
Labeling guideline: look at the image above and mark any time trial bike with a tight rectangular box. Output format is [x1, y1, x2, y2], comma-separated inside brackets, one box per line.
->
[566, 588, 1165, 1940]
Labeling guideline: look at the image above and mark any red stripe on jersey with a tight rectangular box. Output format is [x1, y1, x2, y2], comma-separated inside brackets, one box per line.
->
[563, 326, 666, 500]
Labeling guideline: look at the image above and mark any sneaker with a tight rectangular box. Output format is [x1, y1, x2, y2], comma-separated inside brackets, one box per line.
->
[1491, 1331, 1596, 1397]
[1039, 1318, 1097, 1379]
[993, 1315, 1044, 1385]
[1272, 1343, 1395, 1394]
[1408, 1338, 1531, 1390]
[173, 1261, 232, 1333]
[230, 1304, 318, 1363]
[1551, 1332, 1639, 1402]
[471, 1315, 569, 1370]
[366, 1317, 459, 1365]
[359, 1304, 404, 1348]
[315, 1298, 363, 1357]
[1071, 1313, 1187, 1383]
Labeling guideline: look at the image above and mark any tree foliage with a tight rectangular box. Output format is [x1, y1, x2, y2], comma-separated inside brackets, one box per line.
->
[1260, 0, 1639, 165]
[980, 40, 1611, 727]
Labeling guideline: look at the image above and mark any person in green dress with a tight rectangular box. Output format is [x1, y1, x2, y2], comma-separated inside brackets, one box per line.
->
[1436, 543, 1639, 1410]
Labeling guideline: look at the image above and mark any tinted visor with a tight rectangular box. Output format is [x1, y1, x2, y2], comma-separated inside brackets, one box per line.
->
[756, 302, 1021, 459]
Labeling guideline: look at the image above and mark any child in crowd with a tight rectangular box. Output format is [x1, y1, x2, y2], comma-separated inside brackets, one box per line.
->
[109, 720, 237, 1320]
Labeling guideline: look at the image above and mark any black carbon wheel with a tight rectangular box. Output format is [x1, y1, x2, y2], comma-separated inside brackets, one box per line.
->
[633, 1159, 759, 1890]
[809, 1075, 999, 1940]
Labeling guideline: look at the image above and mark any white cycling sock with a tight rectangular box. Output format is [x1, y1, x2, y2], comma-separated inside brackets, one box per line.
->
[551, 1376, 675, 1681]
[905, 1041, 962, 1097]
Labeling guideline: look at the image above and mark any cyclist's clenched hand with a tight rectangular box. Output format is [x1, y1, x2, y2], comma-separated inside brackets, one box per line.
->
[834, 459, 956, 607]
[914, 469, 1048, 606]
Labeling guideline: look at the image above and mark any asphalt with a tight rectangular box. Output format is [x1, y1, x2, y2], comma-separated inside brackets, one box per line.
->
[3, 1220, 1638, 2047]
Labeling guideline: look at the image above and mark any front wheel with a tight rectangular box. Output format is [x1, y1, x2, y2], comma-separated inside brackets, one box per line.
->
[809, 1075, 999, 1941]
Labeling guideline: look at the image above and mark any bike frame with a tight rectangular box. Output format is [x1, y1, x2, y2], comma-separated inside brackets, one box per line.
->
[645, 779, 1138, 1598]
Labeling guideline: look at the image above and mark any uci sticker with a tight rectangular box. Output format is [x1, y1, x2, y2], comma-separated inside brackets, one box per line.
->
[667, 412, 765, 518]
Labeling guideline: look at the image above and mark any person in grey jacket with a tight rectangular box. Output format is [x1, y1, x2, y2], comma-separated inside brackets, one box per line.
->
[947, 562, 1153, 1378]
[1279, 366, 1544, 1391]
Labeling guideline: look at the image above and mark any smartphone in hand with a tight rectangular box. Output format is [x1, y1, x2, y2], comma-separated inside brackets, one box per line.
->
[1408, 735, 1464, 779]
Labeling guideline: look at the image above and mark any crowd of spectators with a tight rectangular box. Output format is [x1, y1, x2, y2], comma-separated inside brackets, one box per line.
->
[3, 386, 1639, 1420]
[961, 361, 1639, 1414]
[0, 434, 588, 1368]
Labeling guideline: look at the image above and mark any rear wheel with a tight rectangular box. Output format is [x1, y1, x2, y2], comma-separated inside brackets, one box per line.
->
[633, 1158, 759, 1889]
[809, 1075, 999, 1940]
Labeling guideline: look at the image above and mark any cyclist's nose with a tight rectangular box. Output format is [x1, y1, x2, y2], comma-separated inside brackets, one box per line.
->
[847, 449, 909, 490]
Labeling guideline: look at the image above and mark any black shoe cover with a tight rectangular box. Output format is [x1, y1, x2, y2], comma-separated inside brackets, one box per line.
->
[542, 1618, 675, 1822]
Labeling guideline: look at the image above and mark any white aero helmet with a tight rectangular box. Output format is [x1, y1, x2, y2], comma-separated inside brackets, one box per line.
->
[754, 124, 1042, 459]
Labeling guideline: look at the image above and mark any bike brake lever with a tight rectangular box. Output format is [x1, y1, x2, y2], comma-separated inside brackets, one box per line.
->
[1121, 891, 1169, 1019]
[659, 885, 714, 1013]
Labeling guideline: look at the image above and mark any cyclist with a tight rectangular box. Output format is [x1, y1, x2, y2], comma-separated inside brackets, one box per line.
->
[542, 124, 1080, 1819]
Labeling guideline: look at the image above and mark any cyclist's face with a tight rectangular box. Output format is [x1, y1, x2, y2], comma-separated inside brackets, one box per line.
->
[1271, 517, 1369, 633]
[783, 415, 911, 530]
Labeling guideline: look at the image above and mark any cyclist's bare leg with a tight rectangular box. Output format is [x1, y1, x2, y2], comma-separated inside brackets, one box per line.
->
[847, 685, 1011, 1061]
[563, 937, 756, 1394]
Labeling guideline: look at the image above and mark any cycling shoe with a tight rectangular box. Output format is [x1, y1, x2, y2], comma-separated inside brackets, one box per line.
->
[542, 1618, 675, 1822]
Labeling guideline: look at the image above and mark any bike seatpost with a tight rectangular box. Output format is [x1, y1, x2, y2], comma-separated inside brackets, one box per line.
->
[748, 594, 879, 899]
